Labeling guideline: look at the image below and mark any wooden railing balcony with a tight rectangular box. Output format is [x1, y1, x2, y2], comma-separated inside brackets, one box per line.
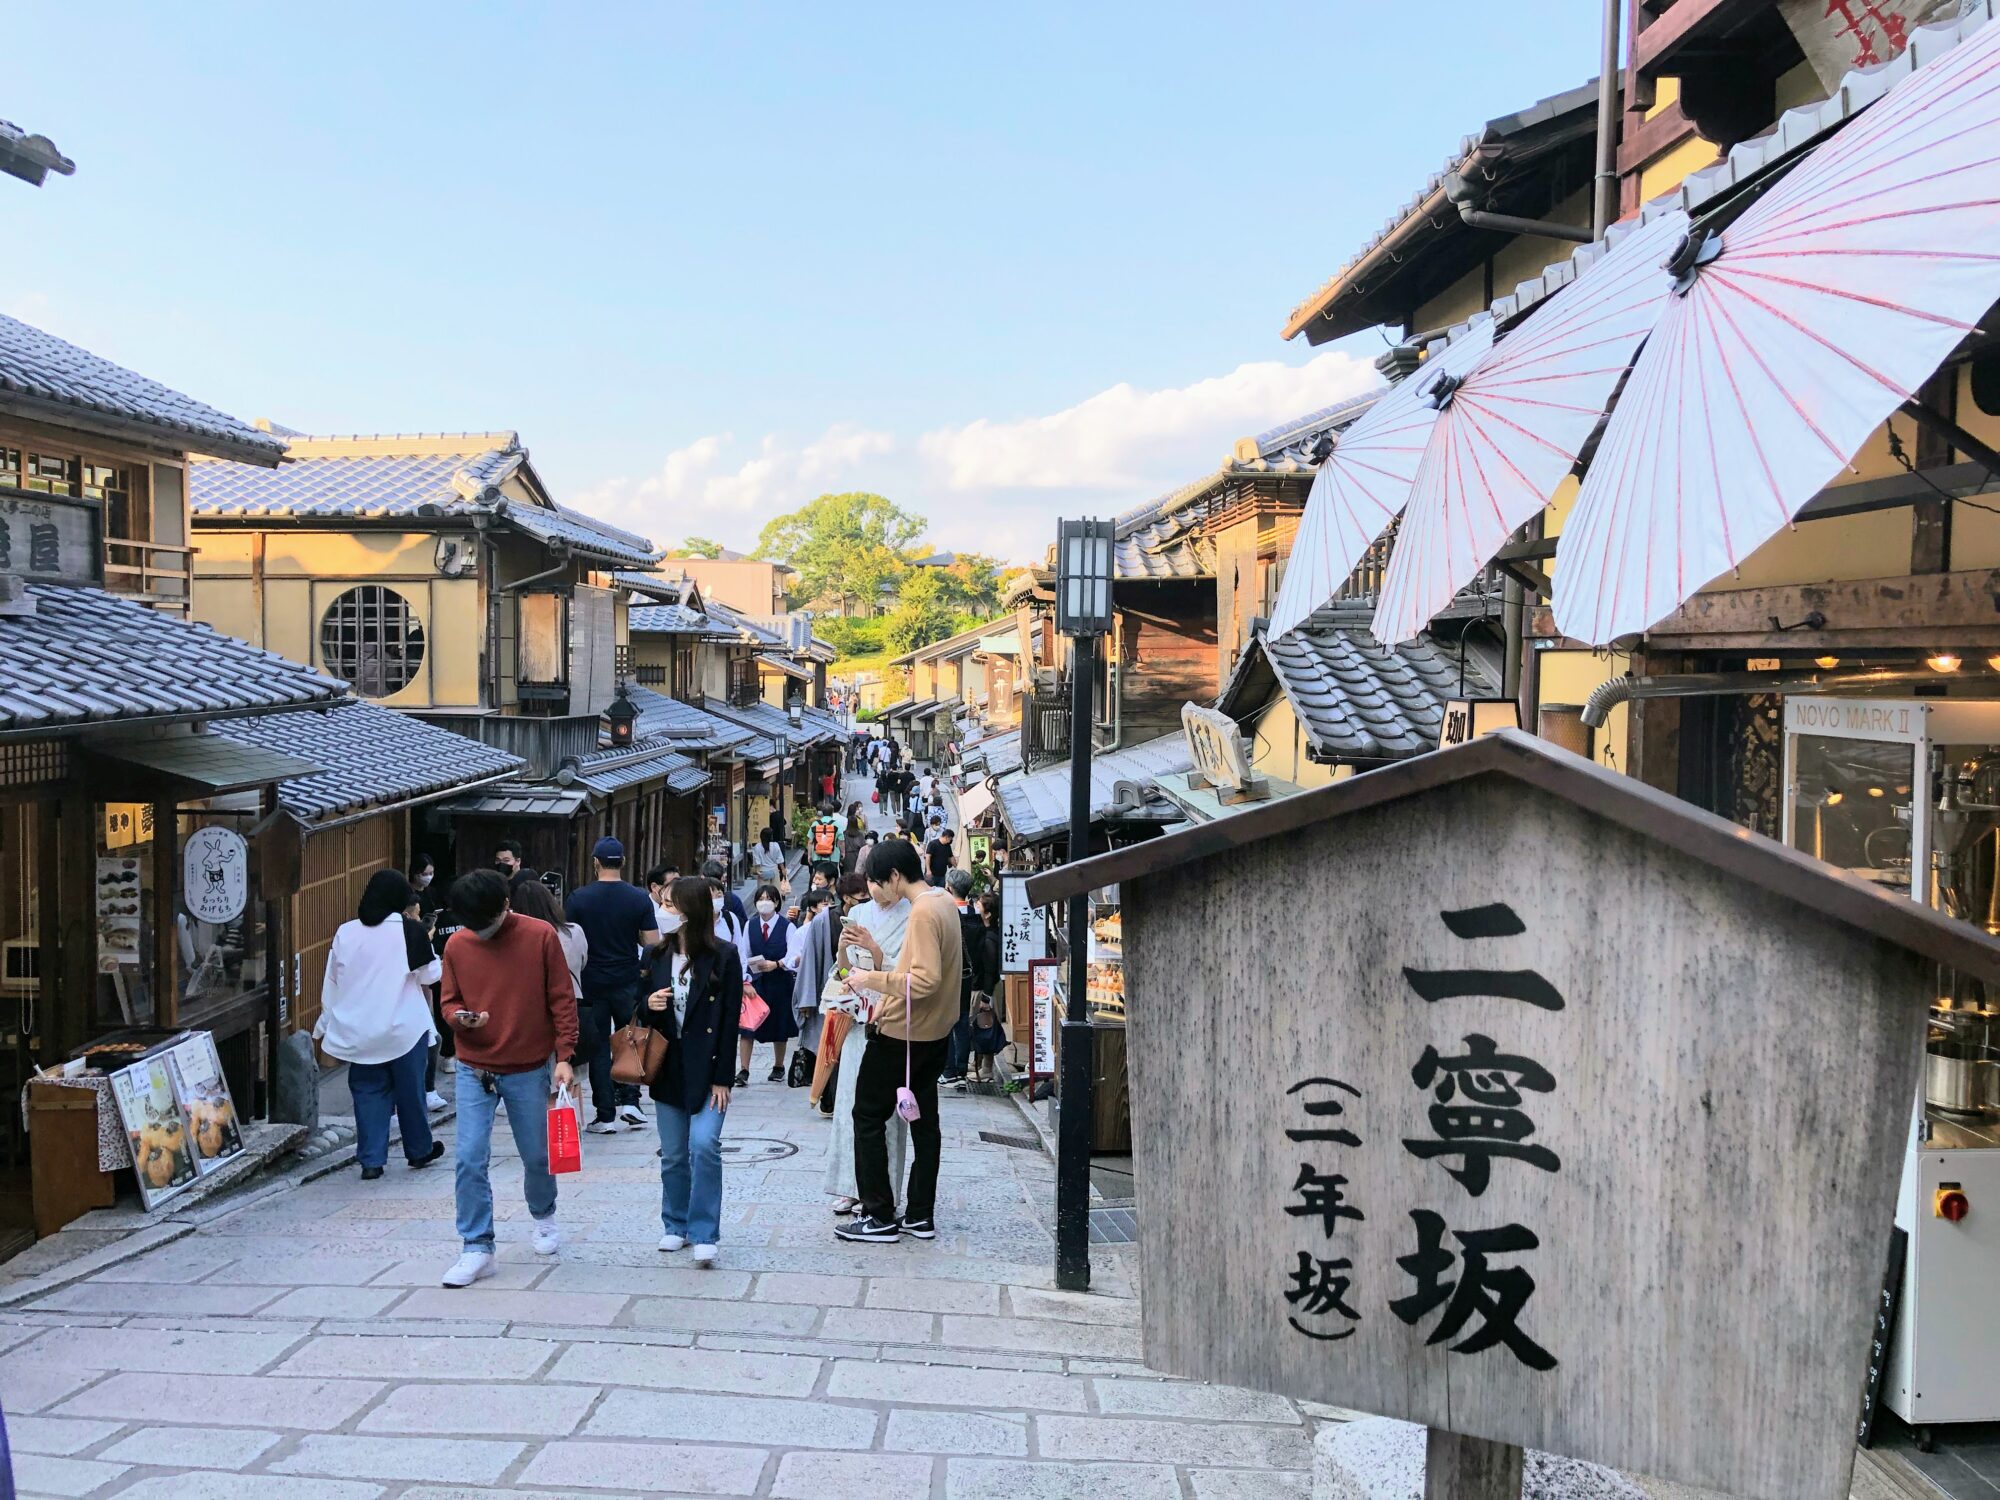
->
[102, 538, 193, 612]
[1332, 516, 1505, 618]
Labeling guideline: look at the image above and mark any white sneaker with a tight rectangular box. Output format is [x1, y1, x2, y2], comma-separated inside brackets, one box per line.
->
[616, 1103, 646, 1126]
[424, 1090, 447, 1112]
[584, 1119, 623, 1135]
[691, 1244, 718, 1268]
[658, 1233, 688, 1252]
[441, 1251, 495, 1288]
[532, 1219, 562, 1256]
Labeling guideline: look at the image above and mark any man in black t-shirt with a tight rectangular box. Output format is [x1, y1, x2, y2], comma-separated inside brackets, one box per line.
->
[563, 837, 661, 1132]
[925, 826, 954, 887]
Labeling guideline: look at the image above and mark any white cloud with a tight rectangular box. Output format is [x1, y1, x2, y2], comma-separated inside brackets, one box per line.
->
[574, 349, 1380, 563]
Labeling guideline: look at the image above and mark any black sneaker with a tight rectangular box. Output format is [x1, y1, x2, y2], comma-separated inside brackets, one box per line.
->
[733, 1069, 750, 1087]
[835, 1214, 901, 1243]
[766, 1066, 784, 1083]
[360, 1166, 384, 1181]
[408, 1141, 446, 1169]
[898, 1216, 937, 1240]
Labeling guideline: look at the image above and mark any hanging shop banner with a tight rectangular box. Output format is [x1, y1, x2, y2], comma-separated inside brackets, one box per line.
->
[110, 1054, 199, 1210]
[182, 826, 248, 925]
[1000, 872, 1045, 974]
[163, 1031, 245, 1176]
[967, 831, 993, 870]
[1028, 957, 1060, 1079]
[102, 803, 154, 850]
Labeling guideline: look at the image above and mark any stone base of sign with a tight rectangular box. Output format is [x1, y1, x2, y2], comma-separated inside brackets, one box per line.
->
[1314, 1420, 1663, 1500]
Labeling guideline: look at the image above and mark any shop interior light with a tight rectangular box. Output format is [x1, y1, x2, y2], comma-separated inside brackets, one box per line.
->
[1987, 654, 2000, 672]
[1868, 786, 1886, 798]
[1816, 655, 1840, 669]
[1930, 652, 1964, 673]
[1826, 791, 1845, 806]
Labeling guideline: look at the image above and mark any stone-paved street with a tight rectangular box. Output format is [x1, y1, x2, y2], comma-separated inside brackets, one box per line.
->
[0, 1064, 1325, 1498]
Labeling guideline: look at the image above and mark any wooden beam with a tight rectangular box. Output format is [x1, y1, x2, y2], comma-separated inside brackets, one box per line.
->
[1641, 567, 2000, 642]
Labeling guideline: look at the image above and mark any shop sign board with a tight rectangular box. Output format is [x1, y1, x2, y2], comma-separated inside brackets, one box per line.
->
[1181, 702, 1259, 795]
[1029, 733, 1972, 1500]
[182, 827, 248, 924]
[999, 872, 1044, 973]
[102, 803, 154, 850]
[1437, 698, 1521, 749]
[1027, 957, 1060, 1079]
[967, 831, 993, 869]
[0, 493, 97, 585]
[1778, 0, 1953, 91]
[163, 1031, 245, 1176]
[96, 856, 142, 972]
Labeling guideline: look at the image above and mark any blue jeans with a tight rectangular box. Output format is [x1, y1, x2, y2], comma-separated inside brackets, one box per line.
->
[656, 1100, 726, 1246]
[348, 1036, 434, 1169]
[453, 1061, 556, 1253]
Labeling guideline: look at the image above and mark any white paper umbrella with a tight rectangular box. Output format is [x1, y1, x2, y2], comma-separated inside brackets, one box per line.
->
[1267, 321, 1494, 641]
[1554, 18, 2000, 645]
[1369, 210, 1692, 645]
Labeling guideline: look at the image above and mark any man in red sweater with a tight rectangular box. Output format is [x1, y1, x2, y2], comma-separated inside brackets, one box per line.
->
[437, 868, 579, 1289]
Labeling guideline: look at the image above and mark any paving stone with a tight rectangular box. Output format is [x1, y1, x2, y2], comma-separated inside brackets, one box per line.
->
[751, 1270, 864, 1305]
[106, 1476, 384, 1500]
[1189, 1470, 1313, 1498]
[100, 1426, 282, 1470]
[945, 1458, 1184, 1500]
[390, 1287, 629, 1325]
[5, 1415, 122, 1456]
[56, 1372, 380, 1431]
[820, 1306, 937, 1345]
[885, 1408, 1031, 1456]
[0, 1354, 100, 1413]
[549, 1340, 820, 1397]
[272, 1434, 527, 1484]
[538, 1262, 755, 1299]
[866, 1278, 1003, 1315]
[696, 1333, 881, 1361]
[396, 1490, 642, 1500]
[368, 1257, 547, 1290]
[1036, 1415, 1315, 1468]
[772, 1450, 934, 1499]
[0, 1322, 46, 1352]
[17, 1325, 303, 1375]
[8, 1453, 129, 1497]
[942, 1313, 1142, 1360]
[627, 1294, 819, 1336]
[257, 1286, 410, 1320]
[1009, 1286, 1142, 1325]
[826, 1359, 1089, 1413]
[26, 1281, 283, 1317]
[207, 1253, 404, 1287]
[1092, 1378, 1302, 1423]
[515, 1438, 768, 1494]
[358, 1380, 598, 1437]
[275, 1333, 563, 1380]
[586, 1388, 878, 1450]
[316, 1318, 509, 1339]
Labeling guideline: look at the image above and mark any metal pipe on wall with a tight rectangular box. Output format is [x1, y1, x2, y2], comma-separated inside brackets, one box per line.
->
[1593, 0, 1623, 238]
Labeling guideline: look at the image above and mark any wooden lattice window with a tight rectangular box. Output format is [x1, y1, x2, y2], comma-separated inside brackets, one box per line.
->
[319, 585, 426, 697]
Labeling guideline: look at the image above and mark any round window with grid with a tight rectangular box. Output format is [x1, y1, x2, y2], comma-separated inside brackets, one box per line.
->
[318, 585, 425, 697]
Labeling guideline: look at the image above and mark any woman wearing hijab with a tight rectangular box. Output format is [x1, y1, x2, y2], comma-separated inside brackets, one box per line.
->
[316, 870, 446, 1181]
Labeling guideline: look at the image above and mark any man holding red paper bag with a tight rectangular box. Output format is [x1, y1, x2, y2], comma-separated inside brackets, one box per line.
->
[436, 869, 579, 1290]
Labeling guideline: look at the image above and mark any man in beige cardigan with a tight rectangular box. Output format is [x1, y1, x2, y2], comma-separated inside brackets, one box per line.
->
[834, 838, 962, 1243]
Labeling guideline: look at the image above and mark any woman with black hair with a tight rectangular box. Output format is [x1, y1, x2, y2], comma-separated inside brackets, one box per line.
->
[738, 881, 798, 1086]
[316, 869, 447, 1180]
[643, 876, 743, 1267]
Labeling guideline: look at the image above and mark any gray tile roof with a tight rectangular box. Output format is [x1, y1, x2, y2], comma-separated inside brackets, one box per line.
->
[0, 314, 286, 464]
[628, 603, 712, 635]
[0, 584, 341, 735]
[962, 730, 1024, 780]
[0, 119, 74, 185]
[701, 599, 788, 647]
[1241, 393, 1381, 474]
[212, 699, 523, 824]
[624, 686, 752, 753]
[1221, 605, 1495, 761]
[573, 738, 710, 797]
[438, 783, 593, 819]
[995, 732, 1192, 845]
[702, 698, 838, 748]
[189, 439, 661, 566]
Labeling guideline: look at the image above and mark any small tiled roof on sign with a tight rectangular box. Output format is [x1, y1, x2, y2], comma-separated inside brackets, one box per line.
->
[212, 699, 523, 824]
[0, 314, 286, 465]
[1220, 605, 1494, 761]
[0, 119, 74, 185]
[628, 603, 711, 635]
[573, 738, 711, 797]
[623, 686, 752, 753]
[0, 584, 341, 735]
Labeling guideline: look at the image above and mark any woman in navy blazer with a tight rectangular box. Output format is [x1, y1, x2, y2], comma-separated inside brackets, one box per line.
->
[642, 876, 742, 1267]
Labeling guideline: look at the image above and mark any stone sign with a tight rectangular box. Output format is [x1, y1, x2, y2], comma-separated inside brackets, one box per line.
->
[1027, 732, 2000, 1500]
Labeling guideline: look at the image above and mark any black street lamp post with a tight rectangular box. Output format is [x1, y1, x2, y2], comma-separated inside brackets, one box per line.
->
[1054, 516, 1113, 1291]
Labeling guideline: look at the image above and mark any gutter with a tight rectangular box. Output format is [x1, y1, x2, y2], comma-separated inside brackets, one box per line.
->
[1581, 666, 2000, 728]
[296, 766, 526, 833]
[0, 694, 342, 744]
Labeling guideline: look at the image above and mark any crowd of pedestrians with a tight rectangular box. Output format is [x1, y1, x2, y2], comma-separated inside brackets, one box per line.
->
[305, 727, 1008, 1284]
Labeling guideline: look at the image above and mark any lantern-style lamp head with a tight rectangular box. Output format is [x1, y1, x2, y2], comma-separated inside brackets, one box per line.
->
[607, 682, 638, 749]
[787, 699, 804, 730]
[1057, 517, 1114, 639]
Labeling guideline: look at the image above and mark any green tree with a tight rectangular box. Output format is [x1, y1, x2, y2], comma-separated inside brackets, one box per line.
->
[883, 566, 976, 655]
[941, 553, 1004, 615]
[753, 492, 925, 615]
[676, 536, 724, 559]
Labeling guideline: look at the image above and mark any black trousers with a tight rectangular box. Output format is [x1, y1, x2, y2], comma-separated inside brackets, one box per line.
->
[582, 983, 641, 1118]
[853, 1028, 949, 1224]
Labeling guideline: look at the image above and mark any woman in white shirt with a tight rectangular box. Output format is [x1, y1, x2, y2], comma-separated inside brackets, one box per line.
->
[822, 873, 910, 1215]
[316, 870, 446, 1180]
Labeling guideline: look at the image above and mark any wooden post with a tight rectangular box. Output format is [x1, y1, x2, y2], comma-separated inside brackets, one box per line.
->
[1426, 1429, 1523, 1500]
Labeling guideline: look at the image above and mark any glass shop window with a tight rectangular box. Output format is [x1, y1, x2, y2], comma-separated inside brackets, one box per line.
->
[94, 800, 159, 1031]
[174, 800, 267, 1013]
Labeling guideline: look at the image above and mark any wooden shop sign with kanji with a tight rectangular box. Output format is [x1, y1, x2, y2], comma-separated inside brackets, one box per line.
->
[1028, 731, 2000, 1500]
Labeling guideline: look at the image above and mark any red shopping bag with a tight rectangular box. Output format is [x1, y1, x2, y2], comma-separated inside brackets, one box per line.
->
[548, 1085, 582, 1175]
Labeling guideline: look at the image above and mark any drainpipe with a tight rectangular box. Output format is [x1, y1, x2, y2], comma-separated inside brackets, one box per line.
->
[1582, 665, 2000, 728]
[1457, 207, 1593, 243]
[1594, 0, 1622, 238]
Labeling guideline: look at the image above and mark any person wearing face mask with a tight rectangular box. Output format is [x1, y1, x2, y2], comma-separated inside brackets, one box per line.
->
[408, 856, 449, 1109]
[737, 883, 798, 1086]
[806, 874, 869, 1113]
[821, 871, 909, 1216]
[436, 869, 578, 1289]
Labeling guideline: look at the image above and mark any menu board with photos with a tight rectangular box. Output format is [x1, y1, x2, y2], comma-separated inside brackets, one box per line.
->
[109, 1053, 199, 1210]
[164, 1031, 244, 1175]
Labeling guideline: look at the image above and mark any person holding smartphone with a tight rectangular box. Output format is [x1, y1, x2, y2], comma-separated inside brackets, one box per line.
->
[641, 876, 743, 1268]
[821, 871, 910, 1217]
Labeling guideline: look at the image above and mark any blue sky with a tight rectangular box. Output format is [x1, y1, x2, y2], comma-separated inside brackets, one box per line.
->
[7, 3, 1601, 561]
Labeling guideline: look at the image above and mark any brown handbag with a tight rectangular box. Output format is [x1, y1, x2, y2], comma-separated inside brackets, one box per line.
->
[609, 1020, 670, 1086]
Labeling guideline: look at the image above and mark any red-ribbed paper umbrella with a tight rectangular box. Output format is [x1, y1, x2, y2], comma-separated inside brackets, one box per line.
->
[1555, 17, 2000, 645]
[1369, 209, 1692, 645]
[1266, 322, 1494, 642]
